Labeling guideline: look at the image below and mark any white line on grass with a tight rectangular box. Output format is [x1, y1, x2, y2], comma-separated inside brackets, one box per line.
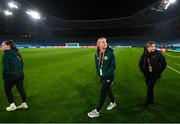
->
[167, 65, 180, 74]
[175, 63, 180, 67]
[164, 52, 180, 58]
[165, 60, 180, 70]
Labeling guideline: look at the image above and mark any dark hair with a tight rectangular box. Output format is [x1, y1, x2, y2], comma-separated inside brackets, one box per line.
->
[3, 40, 19, 51]
[145, 41, 156, 48]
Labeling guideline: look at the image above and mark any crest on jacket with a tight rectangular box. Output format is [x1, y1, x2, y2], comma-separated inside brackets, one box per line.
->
[104, 56, 108, 60]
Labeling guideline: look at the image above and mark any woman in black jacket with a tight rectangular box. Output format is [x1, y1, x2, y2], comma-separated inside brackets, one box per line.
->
[1, 40, 28, 112]
[139, 41, 167, 107]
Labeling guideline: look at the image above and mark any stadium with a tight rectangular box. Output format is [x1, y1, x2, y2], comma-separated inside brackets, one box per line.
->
[0, 0, 180, 123]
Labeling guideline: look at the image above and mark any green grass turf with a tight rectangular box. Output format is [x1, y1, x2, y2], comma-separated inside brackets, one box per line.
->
[0, 48, 179, 123]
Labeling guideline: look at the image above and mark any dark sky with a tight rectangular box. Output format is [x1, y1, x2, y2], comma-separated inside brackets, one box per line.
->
[28, 0, 157, 20]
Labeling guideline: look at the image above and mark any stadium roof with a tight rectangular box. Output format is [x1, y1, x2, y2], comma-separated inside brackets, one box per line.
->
[27, 0, 157, 20]
[0, 0, 180, 37]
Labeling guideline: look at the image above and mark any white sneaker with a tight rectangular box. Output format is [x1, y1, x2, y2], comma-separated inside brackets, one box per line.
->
[107, 102, 117, 110]
[87, 109, 100, 118]
[17, 103, 28, 109]
[6, 103, 17, 112]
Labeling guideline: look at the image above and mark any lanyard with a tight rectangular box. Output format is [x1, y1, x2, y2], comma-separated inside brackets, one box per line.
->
[99, 52, 105, 69]
[147, 57, 152, 72]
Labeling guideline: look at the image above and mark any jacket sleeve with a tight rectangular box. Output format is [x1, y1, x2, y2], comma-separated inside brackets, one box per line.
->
[2, 53, 10, 79]
[158, 52, 167, 74]
[107, 51, 116, 75]
[17, 52, 24, 67]
[138, 54, 145, 73]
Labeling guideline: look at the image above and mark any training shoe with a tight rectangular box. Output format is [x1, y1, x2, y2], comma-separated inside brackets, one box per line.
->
[87, 109, 100, 118]
[17, 103, 28, 109]
[107, 102, 117, 110]
[6, 103, 17, 112]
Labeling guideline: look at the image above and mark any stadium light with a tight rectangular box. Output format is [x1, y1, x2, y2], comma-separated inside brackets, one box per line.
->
[165, 0, 176, 9]
[151, 0, 177, 12]
[26, 9, 41, 20]
[4, 10, 13, 16]
[8, 1, 19, 9]
[170, 0, 176, 3]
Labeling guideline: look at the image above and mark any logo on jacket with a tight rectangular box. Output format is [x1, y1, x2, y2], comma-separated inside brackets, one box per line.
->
[104, 56, 108, 60]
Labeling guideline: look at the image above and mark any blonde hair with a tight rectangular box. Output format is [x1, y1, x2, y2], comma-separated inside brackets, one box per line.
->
[96, 37, 107, 56]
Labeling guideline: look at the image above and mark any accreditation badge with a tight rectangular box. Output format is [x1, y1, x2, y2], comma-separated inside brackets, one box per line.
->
[100, 69, 103, 76]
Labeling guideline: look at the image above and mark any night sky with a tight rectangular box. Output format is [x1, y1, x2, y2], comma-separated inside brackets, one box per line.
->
[28, 0, 157, 20]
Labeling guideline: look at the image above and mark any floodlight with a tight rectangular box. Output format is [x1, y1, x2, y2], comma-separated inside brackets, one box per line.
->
[4, 10, 13, 16]
[8, 1, 19, 9]
[26, 9, 41, 20]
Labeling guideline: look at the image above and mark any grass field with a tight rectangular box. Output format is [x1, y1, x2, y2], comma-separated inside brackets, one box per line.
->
[0, 48, 179, 123]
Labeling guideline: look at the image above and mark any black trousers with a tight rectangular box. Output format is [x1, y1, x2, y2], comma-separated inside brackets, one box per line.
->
[96, 76, 115, 112]
[3, 73, 26, 104]
[145, 78, 157, 105]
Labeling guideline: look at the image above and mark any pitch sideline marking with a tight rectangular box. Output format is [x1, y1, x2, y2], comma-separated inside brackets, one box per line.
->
[175, 63, 180, 67]
[164, 52, 180, 58]
[167, 66, 180, 74]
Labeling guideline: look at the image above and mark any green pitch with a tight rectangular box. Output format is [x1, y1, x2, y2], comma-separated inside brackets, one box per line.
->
[0, 48, 179, 123]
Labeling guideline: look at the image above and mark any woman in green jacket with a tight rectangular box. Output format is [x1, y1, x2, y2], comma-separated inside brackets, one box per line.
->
[1, 40, 28, 112]
[88, 37, 117, 118]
